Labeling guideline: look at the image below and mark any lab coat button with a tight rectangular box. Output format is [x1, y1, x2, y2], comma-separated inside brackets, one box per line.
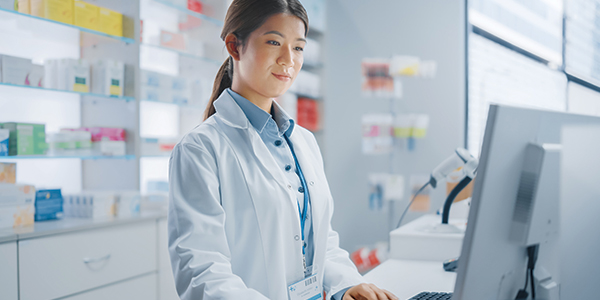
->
[287, 184, 292, 190]
[298, 186, 305, 193]
[294, 235, 300, 241]
[285, 165, 292, 171]
[310, 181, 315, 186]
[274, 140, 283, 146]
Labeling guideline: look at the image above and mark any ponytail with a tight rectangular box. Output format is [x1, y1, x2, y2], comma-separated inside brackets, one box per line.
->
[204, 56, 233, 121]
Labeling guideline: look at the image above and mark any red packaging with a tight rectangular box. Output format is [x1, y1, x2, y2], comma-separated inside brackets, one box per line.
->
[187, 0, 203, 13]
[297, 97, 320, 132]
[84, 127, 126, 142]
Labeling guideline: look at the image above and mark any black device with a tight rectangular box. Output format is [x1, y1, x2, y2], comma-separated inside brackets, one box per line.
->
[408, 292, 453, 300]
[443, 257, 459, 272]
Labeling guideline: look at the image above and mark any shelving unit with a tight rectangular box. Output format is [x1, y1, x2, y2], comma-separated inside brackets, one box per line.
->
[0, 82, 135, 102]
[0, 155, 136, 160]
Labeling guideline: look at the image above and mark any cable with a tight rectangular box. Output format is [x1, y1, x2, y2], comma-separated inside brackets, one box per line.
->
[396, 182, 430, 229]
[530, 268, 536, 299]
[441, 177, 472, 224]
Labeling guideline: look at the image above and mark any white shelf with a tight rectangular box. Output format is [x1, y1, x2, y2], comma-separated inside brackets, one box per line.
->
[0, 82, 135, 102]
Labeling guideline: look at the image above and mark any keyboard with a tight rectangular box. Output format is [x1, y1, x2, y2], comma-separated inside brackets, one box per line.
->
[408, 291, 453, 300]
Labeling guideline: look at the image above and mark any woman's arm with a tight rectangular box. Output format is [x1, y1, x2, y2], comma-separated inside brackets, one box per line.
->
[168, 142, 269, 300]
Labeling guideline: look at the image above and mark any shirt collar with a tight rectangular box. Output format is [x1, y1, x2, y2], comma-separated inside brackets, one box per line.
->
[226, 88, 295, 136]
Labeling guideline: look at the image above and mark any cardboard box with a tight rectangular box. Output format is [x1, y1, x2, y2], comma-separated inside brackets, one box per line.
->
[74, 0, 98, 31]
[30, 0, 74, 25]
[0, 184, 35, 229]
[2, 122, 47, 156]
[35, 189, 63, 221]
[1, 55, 33, 85]
[0, 129, 8, 156]
[28, 64, 44, 87]
[91, 59, 124, 96]
[93, 140, 125, 156]
[66, 59, 90, 93]
[0, 163, 16, 183]
[17, 0, 29, 13]
[98, 6, 122, 37]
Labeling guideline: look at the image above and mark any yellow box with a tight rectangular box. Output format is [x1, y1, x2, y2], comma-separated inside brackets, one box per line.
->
[98, 6, 122, 37]
[74, 0, 98, 31]
[17, 0, 30, 14]
[30, 0, 74, 25]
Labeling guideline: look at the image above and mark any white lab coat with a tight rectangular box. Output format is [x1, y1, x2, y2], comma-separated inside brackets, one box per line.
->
[168, 91, 365, 300]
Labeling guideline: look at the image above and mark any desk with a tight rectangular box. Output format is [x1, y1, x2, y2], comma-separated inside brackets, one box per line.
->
[364, 259, 456, 300]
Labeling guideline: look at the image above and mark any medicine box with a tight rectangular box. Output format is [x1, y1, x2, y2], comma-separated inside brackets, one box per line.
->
[17, 0, 29, 14]
[2, 122, 47, 156]
[0, 128, 9, 156]
[30, 0, 74, 25]
[0, 163, 16, 183]
[28, 64, 44, 87]
[74, 0, 98, 31]
[0, 55, 33, 86]
[91, 59, 124, 96]
[98, 6, 122, 37]
[0, 184, 35, 229]
[35, 189, 64, 221]
[66, 59, 90, 93]
[116, 191, 141, 217]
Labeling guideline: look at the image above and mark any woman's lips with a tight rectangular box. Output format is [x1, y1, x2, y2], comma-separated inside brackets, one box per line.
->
[272, 73, 291, 82]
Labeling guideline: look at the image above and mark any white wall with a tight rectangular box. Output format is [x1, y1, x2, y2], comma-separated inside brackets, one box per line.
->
[324, 0, 466, 251]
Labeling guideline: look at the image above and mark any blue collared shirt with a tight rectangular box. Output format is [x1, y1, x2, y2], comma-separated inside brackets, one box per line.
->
[227, 89, 349, 300]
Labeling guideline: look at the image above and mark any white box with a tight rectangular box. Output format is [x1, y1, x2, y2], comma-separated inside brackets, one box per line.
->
[66, 59, 90, 93]
[43, 59, 58, 89]
[89, 191, 116, 219]
[117, 191, 141, 217]
[93, 140, 126, 156]
[28, 64, 44, 87]
[0, 184, 35, 229]
[1, 55, 33, 86]
[389, 214, 465, 261]
[91, 59, 124, 96]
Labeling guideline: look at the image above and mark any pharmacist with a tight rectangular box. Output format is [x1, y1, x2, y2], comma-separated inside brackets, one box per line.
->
[167, 0, 397, 299]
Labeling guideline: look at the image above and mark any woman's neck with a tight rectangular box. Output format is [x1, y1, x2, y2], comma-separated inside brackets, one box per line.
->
[230, 83, 273, 113]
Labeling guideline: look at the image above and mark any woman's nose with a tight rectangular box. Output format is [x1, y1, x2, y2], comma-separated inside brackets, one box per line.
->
[277, 47, 294, 68]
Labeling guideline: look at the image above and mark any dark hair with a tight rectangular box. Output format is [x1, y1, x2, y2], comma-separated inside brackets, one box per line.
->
[203, 0, 309, 121]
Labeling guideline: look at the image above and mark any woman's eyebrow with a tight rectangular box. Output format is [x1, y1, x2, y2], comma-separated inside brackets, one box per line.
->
[263, 30, 307, 43]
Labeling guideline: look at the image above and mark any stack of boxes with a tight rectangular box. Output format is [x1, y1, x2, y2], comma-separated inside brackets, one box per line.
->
[63, 190, 140, 219]
[0, 122, 47, 156]
[14, 0, 123, 37]
[141, 70, 206, 106]
[0, 163, 35, 229]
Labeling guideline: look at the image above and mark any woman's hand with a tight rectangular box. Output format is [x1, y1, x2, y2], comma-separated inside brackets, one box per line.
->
[342, 283, 398, 300]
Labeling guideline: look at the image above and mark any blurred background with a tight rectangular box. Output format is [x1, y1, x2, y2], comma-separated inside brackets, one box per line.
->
[1, 0, 599, 299]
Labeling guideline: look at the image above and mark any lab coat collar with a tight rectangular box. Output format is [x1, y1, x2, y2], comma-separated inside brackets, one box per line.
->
[213, 90, 251, 130]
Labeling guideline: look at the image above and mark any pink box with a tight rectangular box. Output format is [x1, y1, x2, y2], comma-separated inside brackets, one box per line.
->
[73, 127, 126, 142]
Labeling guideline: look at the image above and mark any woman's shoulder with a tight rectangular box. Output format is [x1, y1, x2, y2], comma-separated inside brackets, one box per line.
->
[175, 117, 223, 154]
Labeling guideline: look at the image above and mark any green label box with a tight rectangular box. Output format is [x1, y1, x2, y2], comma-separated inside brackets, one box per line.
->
[1, 122, 48, 155]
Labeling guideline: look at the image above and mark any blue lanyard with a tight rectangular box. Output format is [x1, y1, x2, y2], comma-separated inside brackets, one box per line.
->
[283, 135, 310, 255]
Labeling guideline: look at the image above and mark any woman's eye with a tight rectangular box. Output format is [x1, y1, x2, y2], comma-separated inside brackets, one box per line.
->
[295, 47, 304, 51]
[267, 40, 280, 46]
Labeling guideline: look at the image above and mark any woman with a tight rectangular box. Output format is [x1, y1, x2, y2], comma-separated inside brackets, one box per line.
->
[168, 0, 397, 299]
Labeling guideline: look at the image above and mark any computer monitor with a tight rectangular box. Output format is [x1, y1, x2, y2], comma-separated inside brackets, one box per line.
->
[452, 104, 600, 299]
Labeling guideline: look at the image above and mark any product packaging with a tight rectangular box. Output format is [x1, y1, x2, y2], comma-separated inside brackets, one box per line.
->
[160, 30, 186, 50]
[66, 59, 90, 92]
[64, 191, 116, 219]
[0, 55, 33, 85]
[116, 191, 141, 217]
[73, 0, 98, 31]
[34, 188, 64, 221]
[0, 184, 35, 229]
[0, 129, 9, 156]
[2, 122, 47, 155]
[43, 59, 58, 89]
[361, 114, 393, 154]
[91, 59, 124, 96]
[0, 163, 16, 183]
[28, 64, 44, 87]
[30, 0, 74, 24]
[297, 97, 320, 132]
[17, 0, 29, 14]
[98, 6, 122, 37]
[93, 140, 125, 156]
[85, 127, 126, 142]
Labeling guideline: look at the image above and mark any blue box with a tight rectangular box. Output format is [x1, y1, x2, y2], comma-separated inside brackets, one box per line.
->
[0, 128, 8, 156]
[35, 189, 64, 221]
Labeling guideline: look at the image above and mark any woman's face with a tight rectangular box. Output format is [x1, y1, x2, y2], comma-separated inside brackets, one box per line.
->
[232, 13, 306, 100]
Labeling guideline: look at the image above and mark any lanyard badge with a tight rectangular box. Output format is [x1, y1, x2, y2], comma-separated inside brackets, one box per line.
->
[288, 273, 322, 300]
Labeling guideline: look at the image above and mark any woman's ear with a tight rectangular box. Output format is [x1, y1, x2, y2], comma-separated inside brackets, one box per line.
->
[225, 33, 241, 61]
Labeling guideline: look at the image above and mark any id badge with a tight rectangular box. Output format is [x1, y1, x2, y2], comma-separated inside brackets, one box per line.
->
[288, 274, 322, 300]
